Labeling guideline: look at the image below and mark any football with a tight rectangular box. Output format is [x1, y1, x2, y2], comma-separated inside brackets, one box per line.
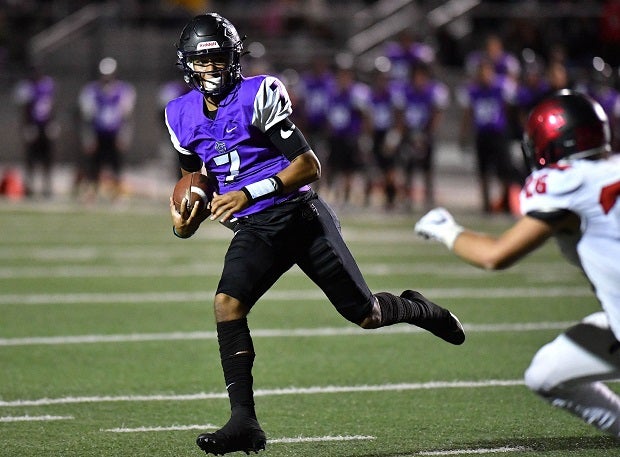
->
[172, 172, 213, 216]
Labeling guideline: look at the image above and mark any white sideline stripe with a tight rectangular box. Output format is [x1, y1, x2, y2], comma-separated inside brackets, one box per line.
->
[0, 286, 590, 305]
[416, 446, 531, 455]
[0, 321, 575, 347]
[0, 379, 524, 407]
[0, 415, 74, 422]
[103, 423, 217, 433]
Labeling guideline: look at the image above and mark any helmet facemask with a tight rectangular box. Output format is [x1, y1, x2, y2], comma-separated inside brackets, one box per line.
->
[181, 50, 239, 96]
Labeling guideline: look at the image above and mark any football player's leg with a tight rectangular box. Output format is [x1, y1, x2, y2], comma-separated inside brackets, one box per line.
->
[524, 312, 620, 437]
[296, 196, 464, 344]
[197, 231, 291, 455]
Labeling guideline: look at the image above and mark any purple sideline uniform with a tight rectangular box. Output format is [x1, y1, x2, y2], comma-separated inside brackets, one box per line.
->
[79, 80, 135, 135]
[14, 75, 55, 127]
[297, 70, 334, 132]
[394, 79, 449, 132]
[166, 75, 310, 218]
[384, 41, 435, 82]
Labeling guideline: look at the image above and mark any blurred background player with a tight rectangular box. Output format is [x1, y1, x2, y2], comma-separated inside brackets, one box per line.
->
[295, 55, 334, 186]
[325, 64, 372, 207]
[465, 33, 521, 82]
[12, 64, 58, 198]
[457, 58, 524, 214]
[367, 69, 399, 209]
[77, 57, 136, 201]
[392, 62, 449, 211]
[415, 90, 620, 439]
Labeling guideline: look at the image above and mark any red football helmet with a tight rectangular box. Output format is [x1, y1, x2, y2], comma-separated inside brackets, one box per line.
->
[522, 89, 611, 170]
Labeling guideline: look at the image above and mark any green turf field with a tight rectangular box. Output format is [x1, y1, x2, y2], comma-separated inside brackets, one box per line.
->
[1, 200, 618, 456]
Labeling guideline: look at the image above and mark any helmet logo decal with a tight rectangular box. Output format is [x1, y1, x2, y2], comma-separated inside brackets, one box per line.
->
[197, 41, 220, 50]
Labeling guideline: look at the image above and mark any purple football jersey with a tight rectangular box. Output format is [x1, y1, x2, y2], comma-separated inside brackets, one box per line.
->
[165, 75, 310, 218]
[394, 80, 449, 130]
[79, 80, 136, 134]
[298, 71, 335, 129]
[457, 76, 516, 133]
[327, 82, 371, 137]
[14, 76, 55, 125]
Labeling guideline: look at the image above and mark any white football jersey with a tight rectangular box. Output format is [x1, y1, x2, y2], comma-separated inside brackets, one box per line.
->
[520, 156, 620, 339]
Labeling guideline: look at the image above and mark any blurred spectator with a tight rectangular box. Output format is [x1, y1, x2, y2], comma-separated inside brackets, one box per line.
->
[158, 77, 190, 179]
[367, 69, 400, 209]
[392, 63, 449, 211]
[383, 30, 435, 83]
[458, 59, 524, 214]
[295, 55, 335, 180]
[546, 59, 573, 93]
[12, 64, 58, 198]
[576, 58, 620, 150]
[515, 59, 551, 131]
[465, 33, 521, 81]
[325, 66, 371, 207]
[77, 57, 136, 201]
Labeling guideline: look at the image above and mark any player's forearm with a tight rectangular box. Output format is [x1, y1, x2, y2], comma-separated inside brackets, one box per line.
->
[452, 231, 512, 270]
[276, 150, 321, 193]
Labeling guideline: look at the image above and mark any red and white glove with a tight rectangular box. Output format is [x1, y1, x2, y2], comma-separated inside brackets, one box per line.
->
[414, 207, 464, 250]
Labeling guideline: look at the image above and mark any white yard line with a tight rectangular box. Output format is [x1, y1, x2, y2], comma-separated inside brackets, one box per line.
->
[103, 423, 217, 432]
[416, 446, 531, 455]
[0, 286, 590, 306]
[268, 435, 375, 444]
[102, 424, 375, 445]
[0, 414, 74, 422]
[0, 321, 575, 347]
[0, 379, 524, 408]
[0, 262, 571, 280]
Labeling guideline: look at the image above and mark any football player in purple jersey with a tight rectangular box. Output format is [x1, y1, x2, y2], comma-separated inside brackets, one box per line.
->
[13, 64, 58, 197]
[457, 58, 525, 213]
[78, 57, 136, 201]
[393, 63, 449, 210]
[165, 13, 465, 456]
[416, 90, 620, 439]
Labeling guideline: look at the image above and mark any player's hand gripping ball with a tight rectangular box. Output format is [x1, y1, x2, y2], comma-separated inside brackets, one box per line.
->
[172, 172, 213, 217]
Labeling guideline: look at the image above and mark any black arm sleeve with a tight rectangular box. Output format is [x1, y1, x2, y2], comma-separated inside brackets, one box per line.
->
[177, 151, 203, 173]
[526, 208, 575, 224]
[266, 118, 311, 162]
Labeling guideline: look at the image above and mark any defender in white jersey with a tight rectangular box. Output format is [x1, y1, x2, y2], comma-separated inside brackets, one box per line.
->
[415, 90, 620, 438]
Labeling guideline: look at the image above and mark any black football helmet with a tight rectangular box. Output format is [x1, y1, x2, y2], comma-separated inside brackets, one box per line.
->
[176, 13, 244, 96]
[522, 89, 610, 171]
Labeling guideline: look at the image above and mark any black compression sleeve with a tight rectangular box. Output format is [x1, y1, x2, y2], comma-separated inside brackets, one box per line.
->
[267, 118, 311, 162]
[178, 152, 203, 172]
[526, 208, 574, 224]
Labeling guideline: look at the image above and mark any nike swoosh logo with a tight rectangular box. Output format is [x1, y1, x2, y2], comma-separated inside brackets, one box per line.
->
[280, 124, 295, 139]
[226, 126, 237, 133]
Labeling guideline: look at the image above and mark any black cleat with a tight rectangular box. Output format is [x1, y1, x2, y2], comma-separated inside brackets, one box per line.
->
[196, 416, 266, 456]
[400, 290, 465, 345]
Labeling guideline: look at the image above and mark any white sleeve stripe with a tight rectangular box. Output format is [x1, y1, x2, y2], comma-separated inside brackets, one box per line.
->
[165, 109, 193, 155]
[252, 76, 292, 132]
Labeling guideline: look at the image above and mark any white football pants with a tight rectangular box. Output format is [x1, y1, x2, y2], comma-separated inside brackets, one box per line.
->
[524, 311, 620, 436]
